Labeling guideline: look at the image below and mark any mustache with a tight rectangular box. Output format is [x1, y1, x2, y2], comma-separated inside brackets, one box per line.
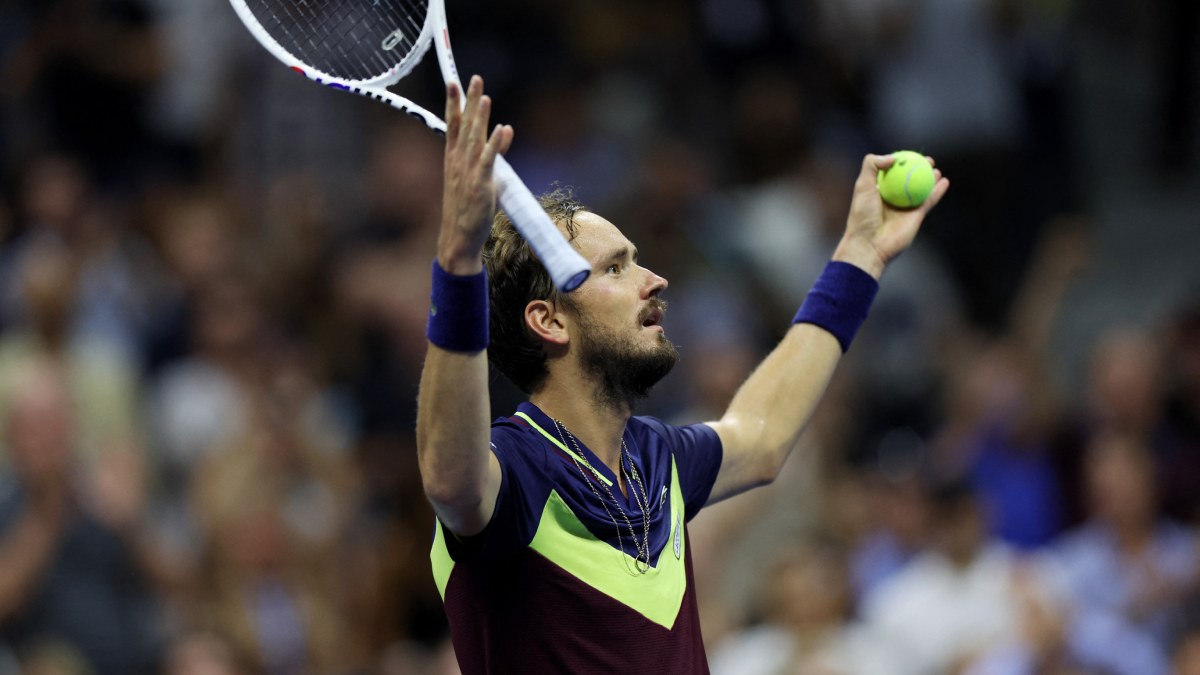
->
[638, 298, 668, 324]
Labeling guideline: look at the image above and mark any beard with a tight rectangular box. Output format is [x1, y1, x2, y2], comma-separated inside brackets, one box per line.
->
[572, 301, 678, 411]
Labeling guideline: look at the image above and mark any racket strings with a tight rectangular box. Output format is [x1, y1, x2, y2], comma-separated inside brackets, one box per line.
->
[276, 1, 384, 79]
[246, 0, 430, 82]
[323, 0, 402, 76]
[307, 0, 395, 79]
[295, 0, 412, 78]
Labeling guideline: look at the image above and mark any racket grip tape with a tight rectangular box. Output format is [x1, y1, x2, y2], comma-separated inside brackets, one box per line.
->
[492, 157, 590, 291]
[792, 261, 879, 352]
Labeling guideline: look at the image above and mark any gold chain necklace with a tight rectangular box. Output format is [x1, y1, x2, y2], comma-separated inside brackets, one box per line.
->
[552, 418, 653, 575]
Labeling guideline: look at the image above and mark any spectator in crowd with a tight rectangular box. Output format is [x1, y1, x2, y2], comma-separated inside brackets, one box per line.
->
[930, 220, 1089, 548]
[150, 274, 265, 493]
[187, 340, 359, 674]
[141, 190, 242, 375]
[710, 537, 898, 675]
[860, 479, 1058, 675]
[1084, 326, 1167, 439]
[0, 234, 143, 481]
[847, 468, 933, 603]
[0, 152, 166, 366]
[0, 360, 161, 674]
[1042, 431, 1200, 675]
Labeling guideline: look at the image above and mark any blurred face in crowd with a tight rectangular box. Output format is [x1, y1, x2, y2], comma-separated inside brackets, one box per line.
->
[166, 632, 248, 675]
[764, 545, 850, 630]
[20, 242, 77, 347]
[1087, 328, 1164, 433]
[195, 278, 263, 358]
[557, 212, 677, 408]
[875, 475, 933, 549]
[161, 197, 236, 290]
[931, 489, 988, 568]
[6, 366, 74, 483]
[1085, 433, 1157, 532]
[22, 156, 89, 233]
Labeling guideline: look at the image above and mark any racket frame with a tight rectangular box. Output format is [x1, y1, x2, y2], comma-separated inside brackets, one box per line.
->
[227, 0, 591, 291]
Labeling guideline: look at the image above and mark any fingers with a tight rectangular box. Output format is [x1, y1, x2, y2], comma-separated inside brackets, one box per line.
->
[446, 76, 489, 154]
[472, 95, 492, 154]
[916, 159, 949, 214]
[917, 176, 951, 215]
[855, 153, 894, 193]
[441, 75, 511, 241]
[496, 124, 514, 156]
[463, 76, 488, 156]
[448, 75, 503, 170]
[869, 153, 897, 170]
[445, 81, 462, 150]
[480, 124, 514, 171]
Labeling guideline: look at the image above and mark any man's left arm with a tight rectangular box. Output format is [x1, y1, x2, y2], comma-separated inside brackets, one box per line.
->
[704, 153, 948, 504]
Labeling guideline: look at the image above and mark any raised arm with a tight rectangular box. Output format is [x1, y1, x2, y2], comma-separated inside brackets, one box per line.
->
[416, 76, 513, 536]
[705, 153, 949, 503]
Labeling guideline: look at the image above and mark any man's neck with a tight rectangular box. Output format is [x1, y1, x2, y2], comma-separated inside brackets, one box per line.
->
[530, 378, 631, 474]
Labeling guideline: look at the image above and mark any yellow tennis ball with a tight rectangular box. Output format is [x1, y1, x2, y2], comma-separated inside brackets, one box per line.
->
[876, 150, 935, 208]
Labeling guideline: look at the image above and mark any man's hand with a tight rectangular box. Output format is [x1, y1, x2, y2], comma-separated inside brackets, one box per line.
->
[833, 153, 949, 279]
[438, 75, 514, 275]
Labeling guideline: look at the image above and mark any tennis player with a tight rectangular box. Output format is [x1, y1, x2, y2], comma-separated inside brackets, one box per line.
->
[418, 76, 948, 673]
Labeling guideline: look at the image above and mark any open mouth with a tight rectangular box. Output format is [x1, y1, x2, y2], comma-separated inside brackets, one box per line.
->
[640, 306, 664, 329]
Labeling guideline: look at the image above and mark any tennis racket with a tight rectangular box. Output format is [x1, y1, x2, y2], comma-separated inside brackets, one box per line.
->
[228, 0, 591, 291]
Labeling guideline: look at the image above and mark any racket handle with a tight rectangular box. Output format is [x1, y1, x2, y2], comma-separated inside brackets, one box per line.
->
[492, 157, 590, 291]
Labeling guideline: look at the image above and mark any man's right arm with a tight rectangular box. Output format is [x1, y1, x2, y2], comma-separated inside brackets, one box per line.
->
[417, 343, 499, 537]
[416, 76, 513, 537]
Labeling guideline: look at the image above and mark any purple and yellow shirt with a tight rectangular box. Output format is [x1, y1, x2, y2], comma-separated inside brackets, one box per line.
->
[431, 402, 723, 673]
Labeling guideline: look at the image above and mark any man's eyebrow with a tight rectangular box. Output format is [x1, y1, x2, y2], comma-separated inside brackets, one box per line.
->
[602, 246, 636, 262]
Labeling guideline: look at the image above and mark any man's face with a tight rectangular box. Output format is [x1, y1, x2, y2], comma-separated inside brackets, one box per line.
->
[560, 212, 677, 408]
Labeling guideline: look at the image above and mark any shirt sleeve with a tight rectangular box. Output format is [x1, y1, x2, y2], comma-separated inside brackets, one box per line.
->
[439, 423, 548, 562]
[637, 417, 723, 521]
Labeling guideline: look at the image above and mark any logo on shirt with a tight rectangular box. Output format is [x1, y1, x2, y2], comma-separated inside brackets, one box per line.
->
[660, 485, 668, 508]
[673, 513, 682, 559]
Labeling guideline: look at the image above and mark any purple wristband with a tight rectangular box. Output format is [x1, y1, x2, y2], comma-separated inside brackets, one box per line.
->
[426, 260, 489, 353]
[792, 261, 879, 352]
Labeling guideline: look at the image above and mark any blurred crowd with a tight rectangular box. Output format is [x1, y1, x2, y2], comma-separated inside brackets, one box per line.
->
[0, 0, 1197, 673]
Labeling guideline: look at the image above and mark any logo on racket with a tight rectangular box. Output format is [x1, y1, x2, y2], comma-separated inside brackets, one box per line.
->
[382, 29, 405, 51]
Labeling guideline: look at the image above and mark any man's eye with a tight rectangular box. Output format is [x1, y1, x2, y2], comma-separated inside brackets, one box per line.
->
[606, 264, 620, 274]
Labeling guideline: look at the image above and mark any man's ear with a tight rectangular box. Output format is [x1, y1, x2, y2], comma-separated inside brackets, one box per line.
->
[525, 299, 569, 346]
